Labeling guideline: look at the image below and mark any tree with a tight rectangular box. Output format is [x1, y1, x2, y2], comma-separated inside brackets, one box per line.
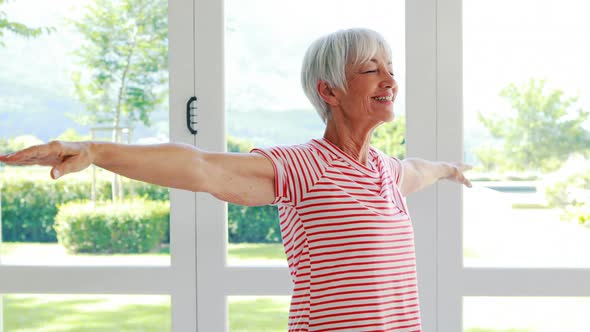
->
[370, 115, 406, 159]
[70, 0, 168, 142]
[0, 0, 54, 47]
[477, 79, 590, 173]
[227, 135, 253, 153]
[53, 128, 91, 142]
[0, 135, 43, 154]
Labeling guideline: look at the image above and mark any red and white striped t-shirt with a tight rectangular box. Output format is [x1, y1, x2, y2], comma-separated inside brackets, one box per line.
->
[252, 138, 422, 332]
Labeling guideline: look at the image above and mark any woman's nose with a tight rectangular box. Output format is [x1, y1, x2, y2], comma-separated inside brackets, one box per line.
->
[380, 73, 396, 89]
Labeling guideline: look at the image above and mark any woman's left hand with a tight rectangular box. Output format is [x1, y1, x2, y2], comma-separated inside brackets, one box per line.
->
[443, 162, 473, 188]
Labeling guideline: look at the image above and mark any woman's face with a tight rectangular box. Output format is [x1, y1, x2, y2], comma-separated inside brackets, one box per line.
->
[334, 52, 397, 125]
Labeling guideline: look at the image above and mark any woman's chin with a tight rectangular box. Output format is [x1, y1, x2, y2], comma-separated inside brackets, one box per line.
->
[382, 109, 395, 122]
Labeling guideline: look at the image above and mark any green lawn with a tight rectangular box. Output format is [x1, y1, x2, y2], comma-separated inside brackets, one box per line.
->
[2, 295, 291, 332]
[4, 294, 171, 332]
[2, 294, 546, 332]
[228, 297, 290, 332]
[3, 243, 588, 331]
[227, 243, 286, 265]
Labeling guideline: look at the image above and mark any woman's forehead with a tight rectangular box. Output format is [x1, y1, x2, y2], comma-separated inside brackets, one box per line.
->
[351, 56, 393, 68]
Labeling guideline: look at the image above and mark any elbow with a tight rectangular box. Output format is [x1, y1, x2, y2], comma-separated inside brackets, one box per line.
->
[169, 144, 207, 193]
[190, 149, 208, 192]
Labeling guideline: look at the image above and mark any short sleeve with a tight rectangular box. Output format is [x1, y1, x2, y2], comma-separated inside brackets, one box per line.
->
[251, 146, 298, 207]
[377, 151, 409, 213]
[387, 156, 405, 189]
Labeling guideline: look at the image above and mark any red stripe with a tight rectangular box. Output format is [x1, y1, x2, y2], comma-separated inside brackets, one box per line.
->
[312, 257, 416, 272]
[312, 310, 421, 326]
[312, 244, 415, 258]
[311, 238, 414, 251]
[310, 290, 419, 307]
[311, 269, 417, 286]
[307, 231, 415, 244]
[310, 301, 419, 319]
[314, 264, 416, 281]
[311, 297, 419, 314]
[310, 283, 418, 300]
[309, 225, 411, 237]
[312, 277, 417, 293]
[312, 251, 415, 265]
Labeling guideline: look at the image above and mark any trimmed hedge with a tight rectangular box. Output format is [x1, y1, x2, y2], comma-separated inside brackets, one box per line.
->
[228, 204, 280, 243]
[1, 171, 282, 244]
[0, 175, 110, 242]
[54, 199, 169, 254]
[0, 173, 169, 242]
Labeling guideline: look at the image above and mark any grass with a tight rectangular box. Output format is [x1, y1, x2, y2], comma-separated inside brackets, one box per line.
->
[3, 294, 171, 332]
[512, 203, 551, 209]
[3, 295, 554, 332]
[4, 244, 586, 331]
[228, 297, 290, 332]
[227, 243, 285, 261]
[3, 295, 289, 332]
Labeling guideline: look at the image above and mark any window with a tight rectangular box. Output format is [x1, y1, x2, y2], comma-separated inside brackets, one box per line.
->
[0, 0, 196, 329]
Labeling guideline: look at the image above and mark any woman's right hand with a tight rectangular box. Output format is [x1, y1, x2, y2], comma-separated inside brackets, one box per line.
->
[0, 140, 95, 179]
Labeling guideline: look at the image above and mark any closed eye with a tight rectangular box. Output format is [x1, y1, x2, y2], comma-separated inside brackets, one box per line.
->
[362, 70, 395, 76]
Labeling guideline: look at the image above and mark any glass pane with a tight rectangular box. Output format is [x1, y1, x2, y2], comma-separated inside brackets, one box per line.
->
[228, 296, 290, 332]
[463, 0, 590, 267]
[225, 0, 406, 266]
[2, 294, 170, 331]
[464, 297, 590, 332]
[0, 0, 170, 266]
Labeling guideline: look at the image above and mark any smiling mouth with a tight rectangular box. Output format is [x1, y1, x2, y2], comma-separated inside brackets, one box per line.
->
[371, 96, 393, 102]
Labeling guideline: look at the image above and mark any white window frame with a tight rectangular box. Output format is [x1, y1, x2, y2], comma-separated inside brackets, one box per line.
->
[436, 0, 590, 330]
[194, 0, 590, 331]
[192, 0, 293, 330]
[0, 0, 197, 330]
[193, 0, 439, 331]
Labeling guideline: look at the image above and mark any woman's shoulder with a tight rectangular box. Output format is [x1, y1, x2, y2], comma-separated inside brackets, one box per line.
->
[255, 138, 323, 153]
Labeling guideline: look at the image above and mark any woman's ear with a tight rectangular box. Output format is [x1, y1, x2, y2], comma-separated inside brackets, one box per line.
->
[317, 80, 339, 106]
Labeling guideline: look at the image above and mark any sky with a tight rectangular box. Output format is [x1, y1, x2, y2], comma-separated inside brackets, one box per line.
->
[2, 0, 589, 132]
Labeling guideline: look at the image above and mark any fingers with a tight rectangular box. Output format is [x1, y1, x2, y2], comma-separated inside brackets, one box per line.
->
[1, 141, 92, 180]
[0, 141, 68, 166]
[460, 173, 473, 188]
[50, 154, 91, 180]
[448, 162, 473, 188]
[0, 144, 46, 164]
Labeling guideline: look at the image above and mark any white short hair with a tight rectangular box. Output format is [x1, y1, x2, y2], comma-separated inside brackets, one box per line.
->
[301, 28, 392, 123]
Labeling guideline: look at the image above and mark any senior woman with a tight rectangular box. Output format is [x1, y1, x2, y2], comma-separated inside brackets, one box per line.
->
[0, 28, 471, 331]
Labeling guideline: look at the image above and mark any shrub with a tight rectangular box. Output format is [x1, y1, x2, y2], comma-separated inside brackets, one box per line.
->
[1, 168, 282, 245]
[54, 199, 169, 254]
[0, 171, 168, 242]
[0, 174, 111, 242]
[542, 155, 590, 209]
[228, 204, 280, 243]
[576, 206, 590, 226]
[130, 181, 169, 201]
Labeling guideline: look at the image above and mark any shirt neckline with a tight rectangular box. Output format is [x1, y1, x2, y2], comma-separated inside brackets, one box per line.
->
[312, 137, 379, 178]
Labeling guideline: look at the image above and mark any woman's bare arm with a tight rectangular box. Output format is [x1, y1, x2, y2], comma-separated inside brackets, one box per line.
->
[0, 140, 276, 206]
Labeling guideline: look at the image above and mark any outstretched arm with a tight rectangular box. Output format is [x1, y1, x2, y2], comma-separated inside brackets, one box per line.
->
[400, 158, 472, 197]
[0, 140, 276, 206]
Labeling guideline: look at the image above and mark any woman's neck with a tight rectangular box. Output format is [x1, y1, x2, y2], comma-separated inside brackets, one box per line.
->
[323, 118, 375, 166]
